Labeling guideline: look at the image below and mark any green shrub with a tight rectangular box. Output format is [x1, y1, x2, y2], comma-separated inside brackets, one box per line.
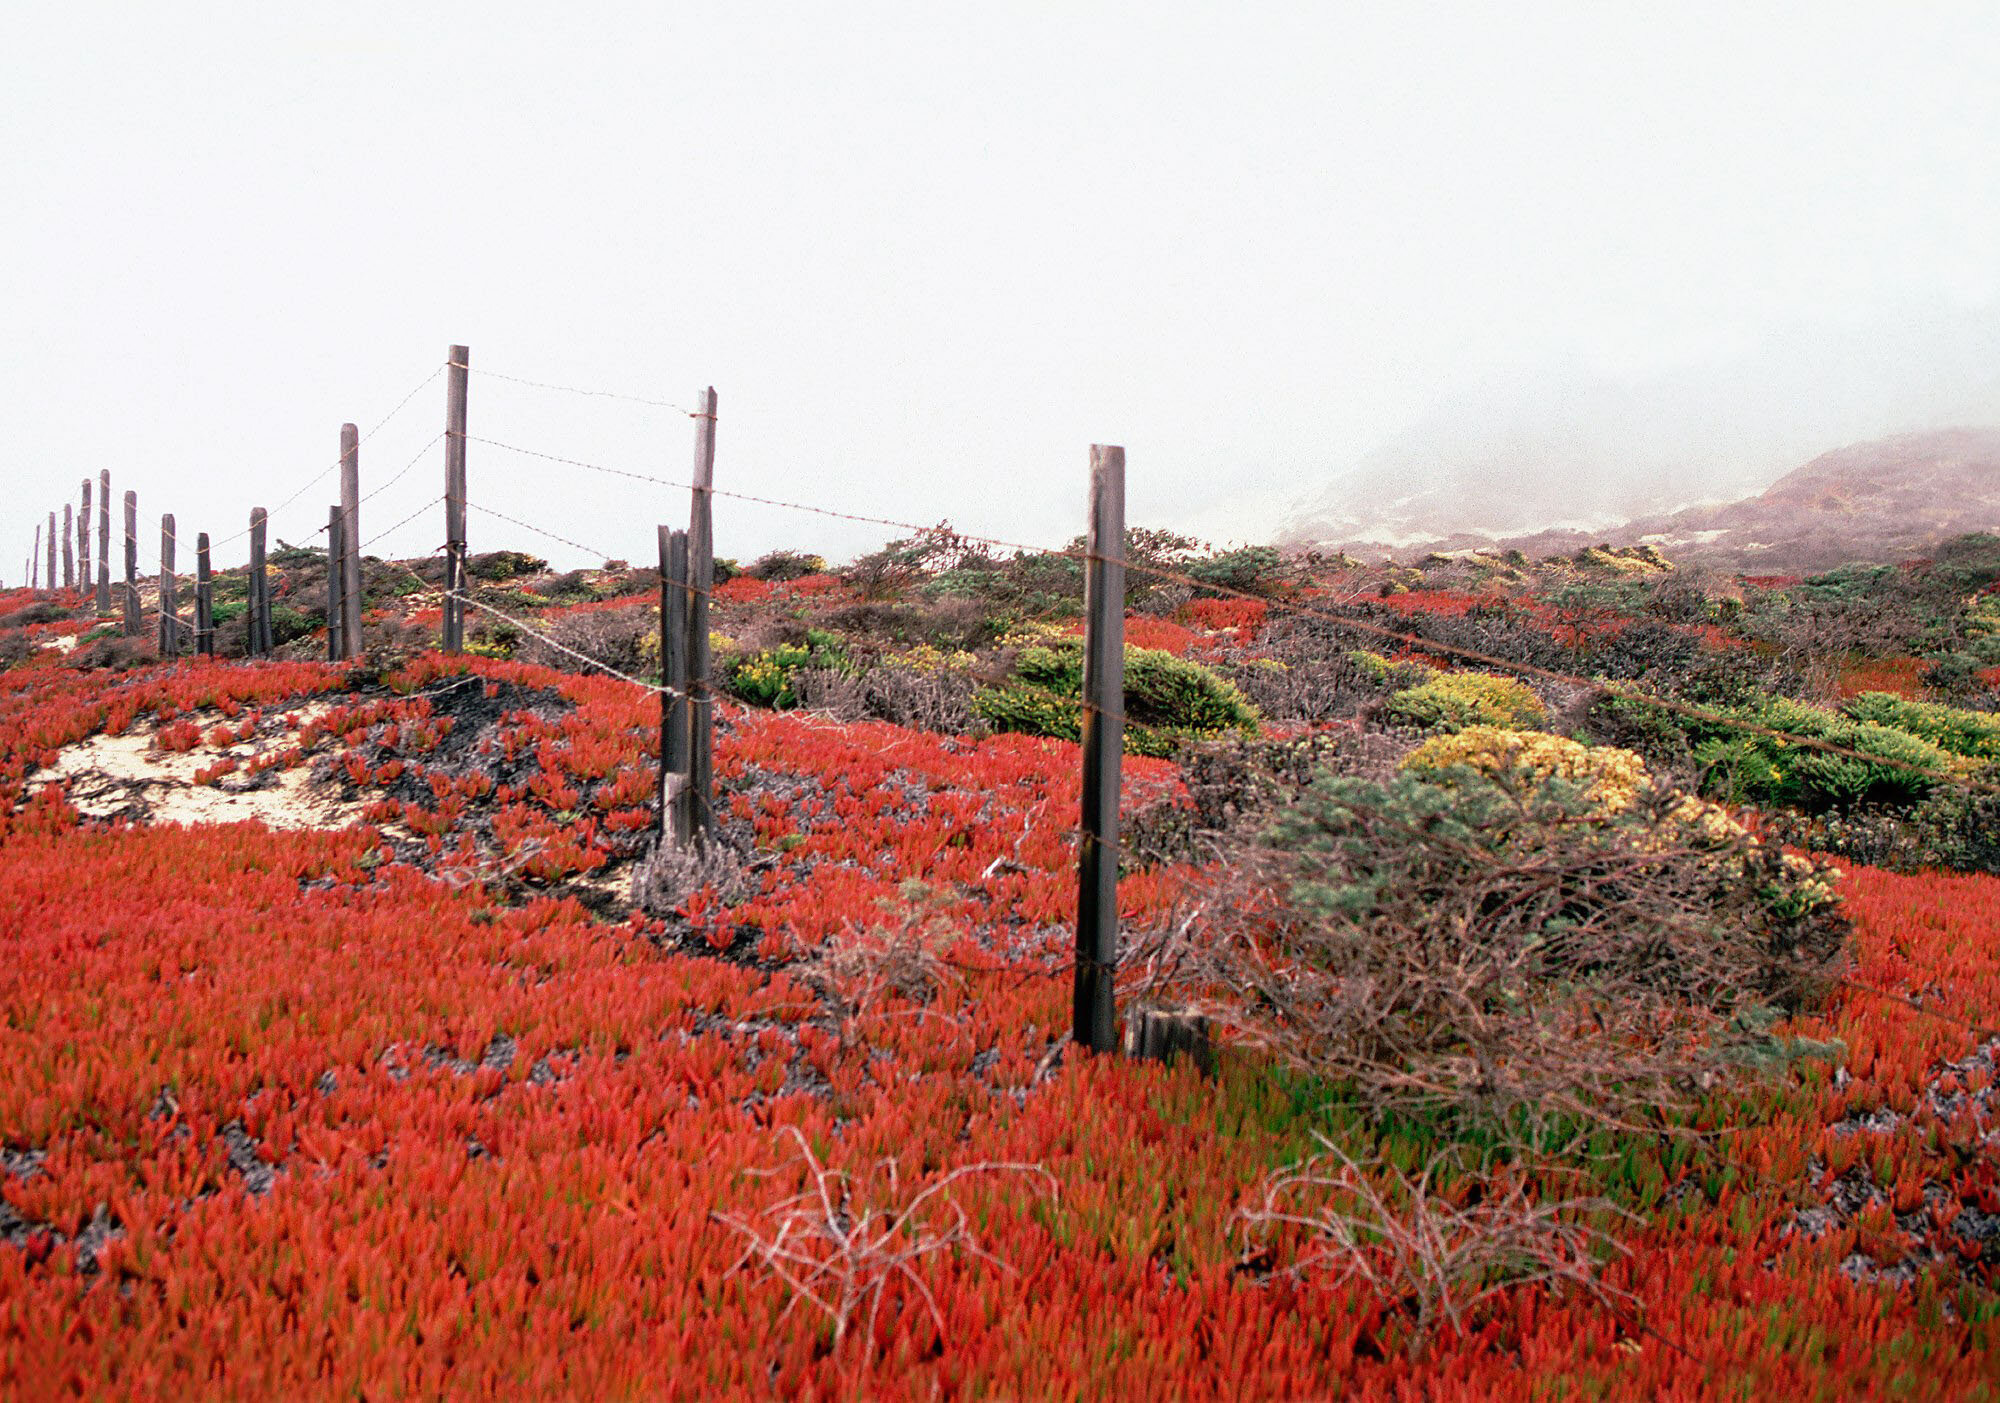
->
[974, 640, 1260, 757]
[1384, 672, 1546, 733]
[1186, 545, 1284, 597]
[1840, 691, 2000, 761]
[1693, 695, 1953, 810]
[268, 605, 314, 647]
[209, 598, 248, 628]
[723, 629, 852, 708]
[466, 550, 547, 582]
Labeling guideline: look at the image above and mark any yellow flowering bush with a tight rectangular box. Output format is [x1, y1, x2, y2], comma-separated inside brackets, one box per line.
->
[1385, 672, 1546, 732]
[1402, 727, 1646, 809]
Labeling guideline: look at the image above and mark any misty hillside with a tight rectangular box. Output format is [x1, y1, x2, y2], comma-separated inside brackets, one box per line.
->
[1288, 426, 2000, 572]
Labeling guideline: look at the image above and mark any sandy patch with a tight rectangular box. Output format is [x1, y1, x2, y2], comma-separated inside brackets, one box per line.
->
[36, 704, 373, 830]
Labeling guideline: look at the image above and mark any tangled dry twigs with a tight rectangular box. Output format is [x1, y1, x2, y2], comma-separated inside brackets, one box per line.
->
[715, 1127, 1055, 1355]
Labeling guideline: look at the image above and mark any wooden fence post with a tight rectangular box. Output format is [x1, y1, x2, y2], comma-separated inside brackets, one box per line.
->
[62, 506, 74, 591]
[340, 423, 361, 660]
[46, 512, 57, 596]
[31, 523, 40, 590]
[1074, 444, 1125, 1052]
[688, 386, 718, 835]
[248, 508, 270, 655]
[158, 515, 178, 655]
[122, 491, 140, 636]
[444, 345, 469, 653]
[327, 506, 345, 662]
[659, 526, 692, 845]
[195, 533, 214, 657]
[97, 471, 111, 616]
[78, 481, 91, 598]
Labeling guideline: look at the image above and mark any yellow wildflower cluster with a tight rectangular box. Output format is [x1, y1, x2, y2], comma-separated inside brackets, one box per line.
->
[998, 620, 1071, 648]
[1403, 727, 1647, 809]
[892, 644, 977, 673]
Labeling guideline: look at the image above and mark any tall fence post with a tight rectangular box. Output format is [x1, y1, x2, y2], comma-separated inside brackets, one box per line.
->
[31, 523, 41, 590]
[78, 481, 91, 598]
[122, 491, 140, 636]
[327, 505, 345, 662]
[195, 533, 214, 657]
[340, 423, 362, 660]
[158, 515, 178, 655]
[1074, 444, 1126, 1052]
[688, 386, 718, 835]
[96, 471, 111, 616]
[248, 508, 271, 655]
[46, 513, 57, 596]
[659, 526, 693, 845]
[443, 345, 469, 653]
[62, 506, 74, 591]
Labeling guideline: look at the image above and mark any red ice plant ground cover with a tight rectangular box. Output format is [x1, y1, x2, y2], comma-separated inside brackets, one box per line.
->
[0, 654, 1996, 1398]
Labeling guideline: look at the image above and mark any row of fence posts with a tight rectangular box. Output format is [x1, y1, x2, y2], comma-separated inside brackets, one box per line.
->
[20, 353, 1183, 1068]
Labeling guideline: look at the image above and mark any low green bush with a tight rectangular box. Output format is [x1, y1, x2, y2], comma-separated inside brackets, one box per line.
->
[974, 640, 1260, 756]
[1841, 691, 2000, 760]
[1384, 672, 1546, 732]
[1693, 695, 1953, 810]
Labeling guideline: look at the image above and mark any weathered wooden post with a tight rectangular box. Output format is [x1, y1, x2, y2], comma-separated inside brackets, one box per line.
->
[30, 523, 40, 590]
[659, 527, 693, 844]
[326, 506, 345, 662]
[122, 491, 140, 636]
[46, 512, 57, 595]
[688, 386, 718, 835]
[339, 423, 362, 660]
[96, 470, 111, 615]
[195, 533, 214, 657]
[158, 515, 179, 655]
[248, 508, 271, 656]
[1074, 444, 1125, 1053]
[62, 506, 74, 591]
[443, 345, 469, 653]
[77, 481, 91, 596]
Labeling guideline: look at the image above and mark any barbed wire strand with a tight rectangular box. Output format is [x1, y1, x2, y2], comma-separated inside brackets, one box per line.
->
[452, 362, 694, 415]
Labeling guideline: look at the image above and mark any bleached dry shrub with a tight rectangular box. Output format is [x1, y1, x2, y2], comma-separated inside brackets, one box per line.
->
[716, 1126, 1054, 1354]
[789, 663, 980, 736]
[515, 603, 654, 679]
[631, 834, 753, 916]
[1240, 1135, 1632, 1344]
[1134, 760, 1848, 1131]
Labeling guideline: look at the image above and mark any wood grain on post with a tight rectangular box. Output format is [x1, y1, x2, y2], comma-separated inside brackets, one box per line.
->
[63, 506, 74, 591]
[78, 481, 91, 595]
[96, 471, 111, 615]
[158, 515, 178, 655]
[1122, 1007, 1214, 1075]
[122, 491, 140, 636]
[248, 508, 270, 655]
[688, 387, 718, 835]
[339, 423, 361, 660]
[444, 346, 469, 653]
[660, 527, 692, 845]
[195, 533, 213, 657]
[327, 506, 345, 662]
[1074, 444, 1126, 1052]
[46, 512, 56, 596]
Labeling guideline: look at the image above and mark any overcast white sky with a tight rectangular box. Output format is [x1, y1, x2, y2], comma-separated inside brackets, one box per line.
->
[7, 3, 2000, 582]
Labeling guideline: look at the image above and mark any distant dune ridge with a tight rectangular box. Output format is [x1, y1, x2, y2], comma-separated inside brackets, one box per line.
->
[1284, 426, 2000, 572]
